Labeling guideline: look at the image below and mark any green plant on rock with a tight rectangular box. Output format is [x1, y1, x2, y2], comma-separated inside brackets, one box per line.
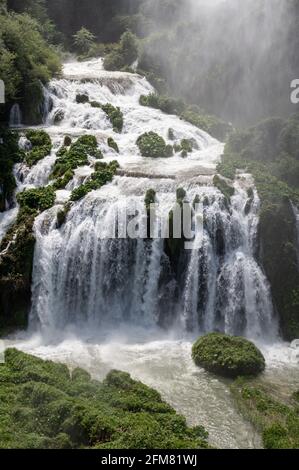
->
[145, 189, 156, 210]
[107, 137, 119, 153]
[25, 130, 52, 167]
[136, 132, 172, 159]
[17, 186, 56, 213]
[76, 94, 89, 104]
[192, 333, 265, 378]
[213, 175, 235, 202]
[52, 135, 101, 181]
[70, 161, 120, 202]
[100, 103, 123, 133]
[0, 129, 24, 212]
[231, 380, 299, 449]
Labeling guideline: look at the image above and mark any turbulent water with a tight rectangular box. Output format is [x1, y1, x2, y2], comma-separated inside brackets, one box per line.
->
[3, 59, 298, 449]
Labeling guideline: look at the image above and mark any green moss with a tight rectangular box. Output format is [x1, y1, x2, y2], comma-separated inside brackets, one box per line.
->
[70, 161, 119, 202]
[52, 135, 101, 181]
[63, 136, 72, 147]
[145, 189, 156, 210]
[25, 130, 52, 167]
[0, 208, 37, 334]
[17, 186, 55, 213]
[107, 137, 119, 153]
[213, 175, 235, 202]
[192, 333, 265, 378]
[56, 203, 71, 228]
[0, 349, 209, 449]
[76, 94, 89, 104]
[0, 129, 24, 211]
[231, 380, 299, 449]
[136, 132, 171, 159]
[100, 103, 123, 133]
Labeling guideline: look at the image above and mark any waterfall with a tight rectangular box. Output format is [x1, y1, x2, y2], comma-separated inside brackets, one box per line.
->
[291, 203, 299, 267]
[9, 104, 22, 127]
[27, 59, 277, 341]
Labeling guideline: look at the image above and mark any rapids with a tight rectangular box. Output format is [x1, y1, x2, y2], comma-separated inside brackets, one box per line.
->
[2, 58, 298, 448]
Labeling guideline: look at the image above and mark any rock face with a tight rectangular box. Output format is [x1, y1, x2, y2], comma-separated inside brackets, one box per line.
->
[258, 198, 299, 341]
[192, 333, 266, 378]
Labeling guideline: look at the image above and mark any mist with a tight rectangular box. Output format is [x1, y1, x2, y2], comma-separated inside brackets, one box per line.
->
[138, 0, 299, 125]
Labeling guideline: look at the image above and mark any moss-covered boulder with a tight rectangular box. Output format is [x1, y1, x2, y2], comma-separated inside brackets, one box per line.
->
[192, 333, 265, 378]
[136, 132, 172, 159]
[25, 130, 52, 167]
[107, 137, 119, 153]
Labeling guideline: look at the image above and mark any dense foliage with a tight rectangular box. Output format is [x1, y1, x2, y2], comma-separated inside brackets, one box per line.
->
[192, 333, 266, 378]
[25, 130, 52, 167]
[137, 132, 173, 159]
[70, 161, 119, 202]
[231, 380, 299, 449]
[0, 4, 61, 124]
[0, 128, 24, 211]
[0, 349, 210, 449]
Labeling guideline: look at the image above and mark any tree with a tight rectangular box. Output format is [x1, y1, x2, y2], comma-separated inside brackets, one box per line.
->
[73, 27, 95, 54]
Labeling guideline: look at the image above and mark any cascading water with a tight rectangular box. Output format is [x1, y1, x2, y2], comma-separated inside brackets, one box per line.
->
[6, 59, 294, 450]
[25, 59, 277, 341]
[9, 103, 22, 127]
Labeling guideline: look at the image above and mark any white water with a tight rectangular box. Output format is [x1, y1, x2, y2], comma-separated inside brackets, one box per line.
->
[2, 59, 297, 449]
[9, 103, 22, 127]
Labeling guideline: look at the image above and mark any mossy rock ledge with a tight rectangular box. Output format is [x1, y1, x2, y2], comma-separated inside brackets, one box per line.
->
[192, 333, 265, 378]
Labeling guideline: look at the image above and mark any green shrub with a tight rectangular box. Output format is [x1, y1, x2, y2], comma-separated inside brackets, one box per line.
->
[100, 103, 123, 133]
[70, 161, 119, 202]
[231, 381, 299, 449]
[17, 186, 55, 212]
[213, 175, 235, 202]
[145, 189, 156, 210]
[104, 31, 138, 71]
[0, 129, 24, 211]
[76, 94, 89, 104]
[0, 349, 210, 449]
[107, 137, 119, 153]
[25, 130, 52, 167]
[192, 333, 265, 378]
[136, 132, 171, 158]
[139, 93, 231, 141]
[52, 135, 101, 180]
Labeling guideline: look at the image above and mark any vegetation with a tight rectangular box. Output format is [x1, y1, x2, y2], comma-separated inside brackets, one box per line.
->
[192, 333, 266, 378]
[25, 130, 52, 167]
[17, 186, 55, 212]
[140, 94, 231, 141]
[0, 6, 61, 124]
[0, 128, 24, 211]
[104, 31, 138, 71]
[0, 207, 36, 334]
[73, 27, 96, 55]
[213, 175, 235, 203]
[51, 135, 102, 181]
[136, 132, 172, 159]
[107, 137, 119, 153]
[231, 380, 299, 449]
[100, 104, 123, 133]
[0, 349, 210, 449]
[70, 161, 119, 202]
